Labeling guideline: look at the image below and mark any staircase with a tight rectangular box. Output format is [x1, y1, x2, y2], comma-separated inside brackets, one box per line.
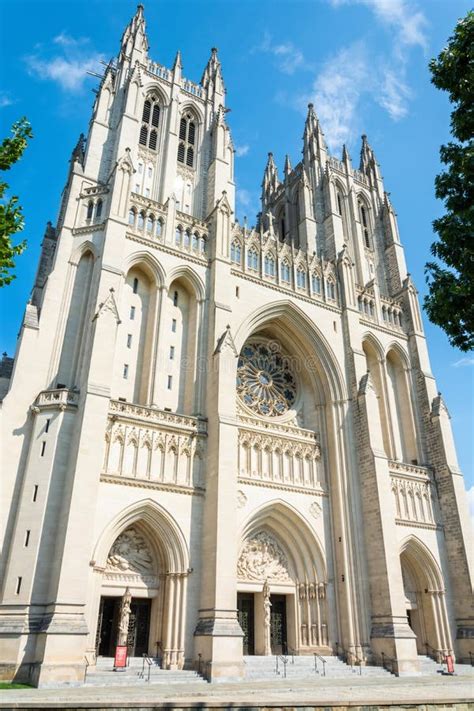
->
[416, 655, 474, 677]
[84, 657, 207, 687]
[243, 654, 391, 680]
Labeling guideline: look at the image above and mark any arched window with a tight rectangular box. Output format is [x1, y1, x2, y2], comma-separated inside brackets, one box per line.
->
[358, 199, 371, 248]
[247, 248, 259, 271]
[146, 215, 154, 233]
[137, 211, 145, 230]
[296, 268, 306, 289]
[156, 219, 163, 238]
[139, 95, 161, 151]
[311, 273, 321, 295]
[128, 208, 136, 227]
[95, 199, 103, 220]
[327, 280, 336, 301]
[200, 235, 207, 253]
[192, 232, 199, 251]
[264, 253, 275, 277]
[231, 241, 242, 264]
[177, 111, 197, 168]
[336, 192, 343, 216]
[175, 227, 182, 246]
[184, 230, 191, 248]
[280, 261, 290, 283]
[86, 201, 94, 220]
[133, 277, 139, 294]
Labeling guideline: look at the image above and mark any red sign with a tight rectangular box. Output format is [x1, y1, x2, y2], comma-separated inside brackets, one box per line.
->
[446, 655, 454, 674]
[114, 645, 128, 669]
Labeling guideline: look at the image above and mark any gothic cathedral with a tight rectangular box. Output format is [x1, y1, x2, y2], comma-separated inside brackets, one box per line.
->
[0, 5, 472, 687]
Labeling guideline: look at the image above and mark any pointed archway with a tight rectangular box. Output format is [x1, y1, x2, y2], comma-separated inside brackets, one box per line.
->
[400, 536, 452, 660]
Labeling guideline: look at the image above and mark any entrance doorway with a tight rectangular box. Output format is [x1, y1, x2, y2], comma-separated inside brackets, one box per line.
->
[270, 594, 287, 654]
[96, 596, 151, 657]
[237, 593, 255, 655]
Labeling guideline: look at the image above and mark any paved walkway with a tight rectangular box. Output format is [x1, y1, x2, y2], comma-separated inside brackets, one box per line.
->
[0, 673, 473, 709]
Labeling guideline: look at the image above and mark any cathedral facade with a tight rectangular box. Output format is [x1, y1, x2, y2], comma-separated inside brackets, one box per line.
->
[0, 5, 472, 687]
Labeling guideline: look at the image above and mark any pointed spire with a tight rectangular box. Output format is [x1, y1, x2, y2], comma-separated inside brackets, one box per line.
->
[71, 133, 85, 166]
[303, 103, 327, 163]
[284, 154, 292, 177]
[120, 4, 148, 59]
[261, 152, 279, 211]
[359, 134, 372, 172]
[201, 47, 225, 105]
[342, 143, 351, 164]
[305, 103, 319, 135]
[172, 50, 182, 82]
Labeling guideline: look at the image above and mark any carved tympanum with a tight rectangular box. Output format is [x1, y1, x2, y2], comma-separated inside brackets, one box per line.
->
[237, 531, 291, 582]
[106, 527, 154, 575]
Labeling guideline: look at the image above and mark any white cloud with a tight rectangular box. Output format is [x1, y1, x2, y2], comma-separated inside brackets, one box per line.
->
[329, 0, 427, 49]
[453, 357, 474, 368]
[257, 32, 306, 75]
[236, 188, 253, 209]
[305, 42, 370, 151]
[236, 188, 259, 220]
[378, 67, 411, 120]
[235, 144, 250, 158]
[25, 32, 103, 93]
[0, 94, 14, 108]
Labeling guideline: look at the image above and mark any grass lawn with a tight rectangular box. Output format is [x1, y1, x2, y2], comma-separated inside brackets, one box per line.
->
[0, 681, 32, 689]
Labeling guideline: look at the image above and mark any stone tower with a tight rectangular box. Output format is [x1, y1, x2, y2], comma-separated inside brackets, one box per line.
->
[0, 4, 472, 687]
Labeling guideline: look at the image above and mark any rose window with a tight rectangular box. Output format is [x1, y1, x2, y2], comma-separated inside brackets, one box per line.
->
[236, 341, 297, 416]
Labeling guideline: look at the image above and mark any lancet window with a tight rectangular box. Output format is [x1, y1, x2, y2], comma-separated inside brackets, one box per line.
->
[139, 95, 161, 151]
[177, 111, 196, 168]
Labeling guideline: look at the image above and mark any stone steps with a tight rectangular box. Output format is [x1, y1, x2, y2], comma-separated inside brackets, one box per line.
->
[243, 655, 391, 680]
[86, 658, 206, 687]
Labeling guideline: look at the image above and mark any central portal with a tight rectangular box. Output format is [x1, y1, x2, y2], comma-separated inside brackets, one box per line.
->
[96, 596, 151, 657]
[237, 592, 288, 655]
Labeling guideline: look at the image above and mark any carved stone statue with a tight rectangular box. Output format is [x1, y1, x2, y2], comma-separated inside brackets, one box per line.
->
[117, 587, 132, 646]
[263, 579, 272, 656]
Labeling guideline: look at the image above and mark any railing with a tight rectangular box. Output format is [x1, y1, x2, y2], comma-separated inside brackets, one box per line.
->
[140, 653, 153, 682]
[275, 654, 288, 678]
[83, 656, 90, 684]
[313, 653, 327, 676]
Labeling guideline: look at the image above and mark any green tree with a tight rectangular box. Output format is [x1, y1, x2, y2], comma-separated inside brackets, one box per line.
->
[424, 11, 474, 351]
[0, 117, 33, 287]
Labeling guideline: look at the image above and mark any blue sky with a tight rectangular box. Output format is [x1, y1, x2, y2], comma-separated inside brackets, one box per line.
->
[0, 0, 472, 504]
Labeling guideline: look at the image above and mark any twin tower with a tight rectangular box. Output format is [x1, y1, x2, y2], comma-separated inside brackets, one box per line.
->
[0, 4, 472, 686]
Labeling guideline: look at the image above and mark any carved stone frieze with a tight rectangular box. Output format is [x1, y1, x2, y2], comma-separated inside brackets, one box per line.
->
[237, 531, 291, 582]
[106, 527, 154, 575]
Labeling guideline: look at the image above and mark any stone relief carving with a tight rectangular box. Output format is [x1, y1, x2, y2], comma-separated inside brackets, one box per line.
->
[237, 490, 248, 509]
[106, 527, 154, 575]
[309, 501, 322, 519]
[237, 531, 291, 582]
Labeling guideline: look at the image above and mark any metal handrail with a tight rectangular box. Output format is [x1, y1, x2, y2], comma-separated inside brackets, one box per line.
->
[140, 653, 153, 682]
[313, 652, 327, 676]
[83, 656, 90, 684]
[275, 654, 288, 678]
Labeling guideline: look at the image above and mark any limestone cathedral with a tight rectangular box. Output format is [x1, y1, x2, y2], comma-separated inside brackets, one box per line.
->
[0, 4, 472, 687]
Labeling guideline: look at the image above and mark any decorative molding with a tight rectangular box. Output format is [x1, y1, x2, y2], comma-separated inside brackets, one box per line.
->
[100, 474, 205, 496]
[238, 477, 327, 497]
[237, 490, 248, 509]
[34, 388, 79, 411]
[93, 288, 121, 325]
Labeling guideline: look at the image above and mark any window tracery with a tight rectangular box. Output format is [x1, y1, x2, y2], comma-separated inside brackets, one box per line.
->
[139, 95, 161, 152]
[237, 340, 297, 417]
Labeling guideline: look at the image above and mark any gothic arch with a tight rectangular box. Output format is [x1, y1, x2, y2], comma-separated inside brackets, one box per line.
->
[399, 535, 452, 657]
[123, 251, 165, 289]
[166, 265, 205, 302]
[234, 300, 347, 405]
[179, 100, 204, 126]
[240, 499, 326, 582]
[361, 331, 384, 360]
[93, 498, 189, 574]
[141, 83, 169, 109]
[400, 535, 444, 591]
[69, 240, 99, 266]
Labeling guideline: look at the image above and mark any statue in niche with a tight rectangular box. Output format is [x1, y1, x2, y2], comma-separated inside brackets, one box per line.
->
[263, 579, 272, 656]
[106, 527, 153, 576]
[117, 587, 132, 646]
